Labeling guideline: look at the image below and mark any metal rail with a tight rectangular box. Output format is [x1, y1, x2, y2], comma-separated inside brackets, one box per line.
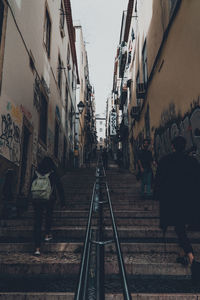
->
[74, 157, 132, 299]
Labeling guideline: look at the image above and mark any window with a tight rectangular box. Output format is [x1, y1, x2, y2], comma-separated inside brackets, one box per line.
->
[44, 7, 51, 58]
[67, 44, 70, 67]
[0, 0, 7, 93]
[145, 105, 150, 138]
[70, 106, 73, 130]
[29, 51, 35, 73]
[136, 71, 140, 106]
[0, 0, 5, 44]
[169, 0, 178, 13]
[100, 121, 103, 125]
[58, 55, 62, 91]
[60, 1, 65, 29]
[72, 71, 74, 90]
[54, 119, 59, 158]
[65, 80, 68, 113]
[39, 92, 48, 144]
[100, 128, 103, 132]
[142, 41, 148, 86]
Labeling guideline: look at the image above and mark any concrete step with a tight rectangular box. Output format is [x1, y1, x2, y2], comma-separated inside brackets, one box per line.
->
[0, 293, 200, 300]
[0, 216, 160, 227]
[0, 252, 198, 276]
[1, 240, 200, 254]
[1, 274, 200, 298]
[0, 226, 199, 240]
[55, 203, 158, 211]
[24, 209, 159, 218]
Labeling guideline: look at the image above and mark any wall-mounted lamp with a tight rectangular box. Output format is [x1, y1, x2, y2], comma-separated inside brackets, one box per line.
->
[77, 101, 85, 114]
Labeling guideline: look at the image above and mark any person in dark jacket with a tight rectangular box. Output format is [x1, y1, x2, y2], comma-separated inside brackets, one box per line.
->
[154, 136, 200, 283]
[138, 139, 154, 198]
[31, 156, 65, 255]
[102, 148, 108, 170]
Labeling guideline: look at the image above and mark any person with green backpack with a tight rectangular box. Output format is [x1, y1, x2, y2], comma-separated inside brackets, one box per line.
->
[31, 156, 65, 256]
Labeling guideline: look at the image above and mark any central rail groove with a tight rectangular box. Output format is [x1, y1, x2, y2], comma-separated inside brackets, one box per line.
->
[74, 158, 132, 300]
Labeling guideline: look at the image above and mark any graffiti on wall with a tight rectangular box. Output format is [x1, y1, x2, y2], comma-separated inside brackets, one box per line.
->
[0, 113, 21, 164]
[154, 104, 200, 161]
[20, 105, 32, 120]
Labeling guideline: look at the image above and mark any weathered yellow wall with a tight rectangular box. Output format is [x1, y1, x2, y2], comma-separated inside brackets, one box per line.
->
[129, 0, 200, 165]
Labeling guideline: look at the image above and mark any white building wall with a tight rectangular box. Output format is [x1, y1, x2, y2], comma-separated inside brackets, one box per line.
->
[96, 113, 106, 149]
[0, 0, 78, 193]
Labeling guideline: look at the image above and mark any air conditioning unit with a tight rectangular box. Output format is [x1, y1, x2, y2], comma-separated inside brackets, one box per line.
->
[136, 83, 146, 99]
[130, 106, 140, 120]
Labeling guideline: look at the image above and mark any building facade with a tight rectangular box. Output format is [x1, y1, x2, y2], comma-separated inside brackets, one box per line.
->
[96, 113, 106, 149]
[0, 0, 79, 205]
[75, 24, 96, 166]
[111, 0, 200, 171]
[111, 0, 134, 168]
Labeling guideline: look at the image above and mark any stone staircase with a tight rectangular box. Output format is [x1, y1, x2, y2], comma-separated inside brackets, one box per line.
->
[0, 163, 200, 299]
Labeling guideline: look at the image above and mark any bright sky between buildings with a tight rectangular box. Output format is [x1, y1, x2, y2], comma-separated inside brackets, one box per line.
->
[71, 0, 129, 115]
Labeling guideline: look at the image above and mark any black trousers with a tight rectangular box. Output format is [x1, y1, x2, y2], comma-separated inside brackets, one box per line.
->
[33, 200, 54, 248]
[175, 224, 194, 254]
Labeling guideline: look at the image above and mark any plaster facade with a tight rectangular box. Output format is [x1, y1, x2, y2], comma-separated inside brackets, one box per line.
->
[0, 0, 78, 197]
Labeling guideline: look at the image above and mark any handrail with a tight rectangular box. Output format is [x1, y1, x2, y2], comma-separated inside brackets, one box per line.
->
[74, 156, 132, 299]
[74, 182, 96, 299]
[105, 178, 132, 300]
[100, 157, 132, 299]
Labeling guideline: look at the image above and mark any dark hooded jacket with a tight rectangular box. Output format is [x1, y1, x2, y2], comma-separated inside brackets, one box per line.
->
[154, 151, 200, 230]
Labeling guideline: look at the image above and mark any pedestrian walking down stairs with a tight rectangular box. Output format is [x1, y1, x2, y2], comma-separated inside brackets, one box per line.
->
[0, 161, 200, 298]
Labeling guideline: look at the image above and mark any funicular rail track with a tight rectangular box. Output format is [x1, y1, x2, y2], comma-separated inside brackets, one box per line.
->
[74, 158, 132, 300]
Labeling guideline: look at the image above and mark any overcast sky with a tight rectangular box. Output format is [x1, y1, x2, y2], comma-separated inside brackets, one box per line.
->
[71, 0, 129, 115]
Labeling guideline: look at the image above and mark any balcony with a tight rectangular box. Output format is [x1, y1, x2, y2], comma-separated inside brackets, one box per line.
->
[130, 106, 140, 121]
[119, 90, 127, 110]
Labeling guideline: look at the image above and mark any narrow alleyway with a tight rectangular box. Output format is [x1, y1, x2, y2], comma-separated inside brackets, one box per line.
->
[0, 160, 200, 299]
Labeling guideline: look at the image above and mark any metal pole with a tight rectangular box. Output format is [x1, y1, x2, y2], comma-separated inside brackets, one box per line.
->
[106, 182, 132, 300]
[96, 171, 105, 300]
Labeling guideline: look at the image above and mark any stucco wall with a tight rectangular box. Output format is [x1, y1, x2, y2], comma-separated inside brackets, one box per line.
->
[129, 0, 200, 168]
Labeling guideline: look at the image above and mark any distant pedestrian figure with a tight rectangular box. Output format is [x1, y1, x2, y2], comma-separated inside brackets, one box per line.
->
[31, 156, 65, 256]
[85, 151, 91, 168]
[137, 139, 154, 198]
[117, 149, 123, 170]
[102, 148, 108, 170]
[154, 136, 200, 283]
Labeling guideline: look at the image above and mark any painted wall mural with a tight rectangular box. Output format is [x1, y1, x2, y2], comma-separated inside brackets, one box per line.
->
[0, 102, 22, 165]
[154, 103, 200, 161]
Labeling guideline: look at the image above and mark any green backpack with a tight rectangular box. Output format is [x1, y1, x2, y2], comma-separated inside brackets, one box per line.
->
[31, 171, 52, 201]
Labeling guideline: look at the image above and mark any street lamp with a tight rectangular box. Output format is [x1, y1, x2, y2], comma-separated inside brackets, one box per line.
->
[77, 101, 85, 114]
